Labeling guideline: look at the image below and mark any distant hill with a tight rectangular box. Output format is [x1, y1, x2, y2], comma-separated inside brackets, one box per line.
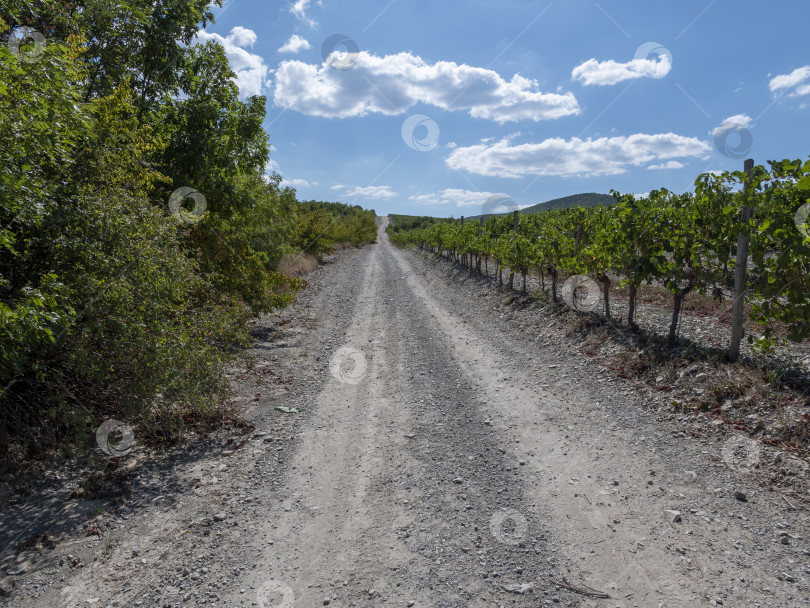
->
[462, 192, 616, 221]
[389, 194, 617, 226]
[521, 192, 615, 214]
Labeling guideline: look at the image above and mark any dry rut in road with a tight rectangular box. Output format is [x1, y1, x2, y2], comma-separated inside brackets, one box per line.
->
[1, 217, 807, 607]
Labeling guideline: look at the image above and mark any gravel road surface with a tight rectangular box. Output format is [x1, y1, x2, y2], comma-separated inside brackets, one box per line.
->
[1, 217, 807, 608]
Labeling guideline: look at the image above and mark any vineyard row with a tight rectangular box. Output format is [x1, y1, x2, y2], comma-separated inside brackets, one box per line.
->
[389, 158, 810, 356]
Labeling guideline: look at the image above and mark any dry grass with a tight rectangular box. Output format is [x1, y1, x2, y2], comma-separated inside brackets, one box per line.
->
[278, 253, 319, 277]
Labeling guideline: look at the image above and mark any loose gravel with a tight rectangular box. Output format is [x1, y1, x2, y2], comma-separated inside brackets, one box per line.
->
[1, 218, 807, 608]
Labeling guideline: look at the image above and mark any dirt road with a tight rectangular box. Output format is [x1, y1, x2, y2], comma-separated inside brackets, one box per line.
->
[1, 217, 807, 607]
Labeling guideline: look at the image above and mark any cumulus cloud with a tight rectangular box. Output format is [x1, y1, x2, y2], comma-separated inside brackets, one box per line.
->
[285, 178, 317, 187]
[410, 189, 498, 207]
[571, 55, 671, 86]
[289, 0, 319, 27]
[445, 133, 711, 178]
[332, 185, 396, 199]
[278, 34, 311, 54]
[768, 66, 810, 97]
[196, 27, 269, 98]
[711, 114, 753, 136]
[648, 160, 685, 170]
[409, 189, 531, 212]
[273, 51, 580, 123]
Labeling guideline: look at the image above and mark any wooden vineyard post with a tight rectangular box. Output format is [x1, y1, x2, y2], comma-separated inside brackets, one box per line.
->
[508, 210, 518, 290]
[460, 216, 465, 267]
[728, 158, 755, 363]
[478, 217, 484, 274]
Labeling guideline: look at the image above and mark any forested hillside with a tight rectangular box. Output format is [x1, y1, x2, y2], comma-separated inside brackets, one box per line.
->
[520, 192, 615, 213]
[0, 1, 375, 468]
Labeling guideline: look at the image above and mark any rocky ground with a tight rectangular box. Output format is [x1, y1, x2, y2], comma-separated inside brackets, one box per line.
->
[1, 217, 808, 608]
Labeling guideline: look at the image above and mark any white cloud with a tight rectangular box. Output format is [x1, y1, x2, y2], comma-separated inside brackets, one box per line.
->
[409, 189, 502, 207]
[228, 26, 257, 47]
[711, 114, 753, 136]
[634, 192, 650, 199]
[409, 189, 532, 212]
[648, 160, 684, 170]
[273, 52, 580, 123]
[445, 133, 711, 178]
[285, 178, 317, 187]
[196, 27, 269, 98]
[333, 185, 396, 199]
[289, 0, 319, 27]
[768, 66, 810, 97]
[278, 34, 311, 54]
[571, 55, 671, 86]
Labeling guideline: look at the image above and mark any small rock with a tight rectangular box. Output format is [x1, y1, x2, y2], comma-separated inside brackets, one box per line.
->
[501, 582, 533, 594]
[323, 597, 330, 605]
[213, 512, 227, 522]
[452, 477, 463, 484]
[6, 561, 30, 575]
[733, 491, 747, 502]
[664, 510, 682, 523]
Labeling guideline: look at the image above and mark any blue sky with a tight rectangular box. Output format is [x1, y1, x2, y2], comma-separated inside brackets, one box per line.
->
[200, 0, 809, 217]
